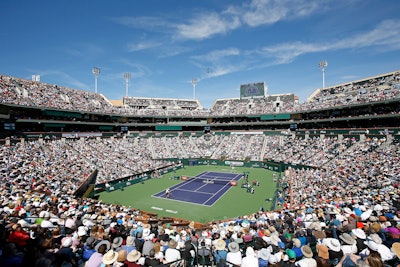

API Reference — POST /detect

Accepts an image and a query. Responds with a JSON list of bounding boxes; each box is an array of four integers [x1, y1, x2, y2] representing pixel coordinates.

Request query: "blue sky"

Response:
[[1, 0, 399, 108]]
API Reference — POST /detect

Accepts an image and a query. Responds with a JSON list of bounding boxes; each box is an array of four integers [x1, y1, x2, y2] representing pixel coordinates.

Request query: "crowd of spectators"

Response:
[[1, 132, 400, 266], [1, 71, 399, 118], [1, 162, 400, 267], [209, 94, 298, 116], [1, 133, 392, 188], [302, 71, 400, 111]]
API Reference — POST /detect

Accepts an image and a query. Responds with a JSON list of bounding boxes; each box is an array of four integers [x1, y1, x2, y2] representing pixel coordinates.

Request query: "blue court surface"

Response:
[[153, 171, 243, 206]]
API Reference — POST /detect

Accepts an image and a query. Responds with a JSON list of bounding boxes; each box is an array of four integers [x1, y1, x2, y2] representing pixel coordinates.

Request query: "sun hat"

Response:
[[325, 238, 341, 252], [344, 207, 353, 214], [369, 234, 382, 244], [259, 248, 270, 260], [168, 239, 177, 249], [364, 240, 379, 251], [293, 238, 301, 248], [142, 228, 151, 238], [301, 245, 313, 258], [270, 235, 281, 246], [102, 249, 118, 265], [316, 244, 329, 260], [339, 233, 356, 245], [228, 242, 239, 253], [351, 228, 366, 239], [95, 240, 111, 252], [127, 250, 141, 262], [180, 230, 187, 237], [62, 237, 73, 247], [377, 243, 395, 262], [126, 236, 135, 246], [391, 242, 400, 258], [112, 236, 123, 249], [215, 239, 226, 251], [77, 226, 87, 237], [241, 220, 250, 228], [269, 254, 278, 264]]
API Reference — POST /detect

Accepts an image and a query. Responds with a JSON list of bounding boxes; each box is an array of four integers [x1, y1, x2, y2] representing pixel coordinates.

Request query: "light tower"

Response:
[[191, 78, 198, 99], [319, 60, 328, 88], [124, 72, 131, 97], [92, 67, 100, 93]]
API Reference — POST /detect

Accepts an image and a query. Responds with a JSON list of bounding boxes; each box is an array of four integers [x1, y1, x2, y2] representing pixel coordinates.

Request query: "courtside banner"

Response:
[[225, 161, 244, 167]]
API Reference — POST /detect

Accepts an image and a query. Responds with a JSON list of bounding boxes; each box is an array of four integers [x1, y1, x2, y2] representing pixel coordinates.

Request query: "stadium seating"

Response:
[[1, 71, 400, 266]]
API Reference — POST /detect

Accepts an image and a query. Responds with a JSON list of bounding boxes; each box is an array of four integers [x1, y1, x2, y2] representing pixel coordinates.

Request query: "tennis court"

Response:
[[153, 171, 243, 206]]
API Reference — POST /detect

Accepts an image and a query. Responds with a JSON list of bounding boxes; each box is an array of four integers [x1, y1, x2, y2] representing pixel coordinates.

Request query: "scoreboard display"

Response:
[[240, 82, 266, 99]]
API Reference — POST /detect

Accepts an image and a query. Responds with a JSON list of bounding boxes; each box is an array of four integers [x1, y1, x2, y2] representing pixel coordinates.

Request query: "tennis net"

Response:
[[188, 177, 234, 185]]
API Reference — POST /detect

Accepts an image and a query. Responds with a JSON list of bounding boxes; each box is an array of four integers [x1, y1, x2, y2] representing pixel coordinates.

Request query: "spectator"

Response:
[[0, 242, 24, 267], [241, 246, 259, 266], [315, 244, 330, 267], [214, 239, 228, 267], [7, 223, 30, 248], [226, 242, 242, 267], [295, 245, 316, 267], [85, 240, 109, 267], [144, 248, 161, 267], [102, 249, 119, 267], [55, 237, 78, 267], [164, 239, 181, 267], [125, 250, 142, 267]]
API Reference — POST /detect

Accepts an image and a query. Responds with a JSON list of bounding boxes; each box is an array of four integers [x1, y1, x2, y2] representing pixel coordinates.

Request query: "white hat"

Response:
[[339, 233, 356, 245], [126, 236, 135, 246], [269, 254, 278, 264], [369, 234, 382, 244], [112, 236, 123, 248], [325, 238, 341, 252], [364, 240, 379, 251], [377, 244, 395, 262], [270, 235, 281, 246], [102, 249, 118, 265], [143, 228, 151, 238], [83, 219, 94, 227], [77, 226, 87, 237], [62, 237, 73, 247], [215, 239, 226, 250], [95, 240, 111, 252], [351, 228, 366, 239], [127, 250, 141, 262]]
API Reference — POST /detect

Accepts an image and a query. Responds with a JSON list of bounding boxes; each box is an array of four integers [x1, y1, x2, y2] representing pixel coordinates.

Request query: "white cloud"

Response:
[[227, 0, 326, 27], [192, 48, 240, 62], [127, 41, 161, 52], [175, 12, 241, 40], [112, 16, 172, 32], [259, 19, 400, 64]]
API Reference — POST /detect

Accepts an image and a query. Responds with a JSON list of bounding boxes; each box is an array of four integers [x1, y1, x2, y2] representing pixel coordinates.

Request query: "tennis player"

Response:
[[166, 188, 171, 198]]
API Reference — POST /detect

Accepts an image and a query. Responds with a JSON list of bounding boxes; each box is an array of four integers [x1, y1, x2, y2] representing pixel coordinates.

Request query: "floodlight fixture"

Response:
[[124, 72, 132, 97], [191, 78, 198, 99], [92, 67, 100, 93], [319, 60, 328, 88]]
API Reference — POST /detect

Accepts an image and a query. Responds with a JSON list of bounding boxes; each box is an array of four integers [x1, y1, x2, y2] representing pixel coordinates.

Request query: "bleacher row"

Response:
[[1, 71, 399, 117], [1, 133, 400, 266], [0, 133, 396, 189]]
